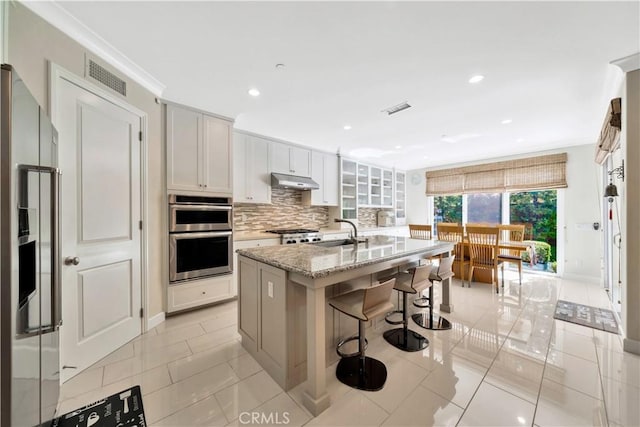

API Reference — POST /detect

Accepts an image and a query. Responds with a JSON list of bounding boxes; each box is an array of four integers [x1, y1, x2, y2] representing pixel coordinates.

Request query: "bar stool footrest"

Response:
[[413, 297, 430, 308], [412, 312, 452, 330], [384, 310, 404, 325], [336, 335, 368, 358], [336, 356, 387, 391], [383, 328, 429, 352]]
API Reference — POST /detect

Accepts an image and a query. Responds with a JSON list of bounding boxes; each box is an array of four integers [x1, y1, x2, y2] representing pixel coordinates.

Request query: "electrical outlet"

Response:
[[241, 213, 247, 222], [268, 281, 274, 298]]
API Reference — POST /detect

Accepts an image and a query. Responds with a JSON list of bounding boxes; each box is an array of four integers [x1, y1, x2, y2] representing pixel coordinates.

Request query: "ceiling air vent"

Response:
[[382, 101, 411, 115], [87, 60, 127, 96]]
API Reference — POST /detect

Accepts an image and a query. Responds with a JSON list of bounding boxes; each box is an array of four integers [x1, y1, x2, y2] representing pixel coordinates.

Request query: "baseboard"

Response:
[[147, 311, 165, 331], [623, 337, 640, 355], [560, 273, 601, 284]]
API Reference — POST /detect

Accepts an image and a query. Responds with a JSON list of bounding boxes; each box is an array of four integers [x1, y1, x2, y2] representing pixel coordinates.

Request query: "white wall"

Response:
[[406, 144, 603, 280]]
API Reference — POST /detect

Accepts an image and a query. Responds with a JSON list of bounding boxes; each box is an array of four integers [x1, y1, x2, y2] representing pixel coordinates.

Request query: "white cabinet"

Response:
[[167, 274, 234, 313], [395, 171, 406, 225], [270, 141, 311, 177], [303, 151, 339, 206], [234, 133, 271, 204], [166, 104, 233, 194], [341, 158, 358, 220]]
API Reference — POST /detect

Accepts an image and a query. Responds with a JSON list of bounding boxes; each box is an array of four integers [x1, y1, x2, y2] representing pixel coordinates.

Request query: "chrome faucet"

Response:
[[334, 218, 358, 242]]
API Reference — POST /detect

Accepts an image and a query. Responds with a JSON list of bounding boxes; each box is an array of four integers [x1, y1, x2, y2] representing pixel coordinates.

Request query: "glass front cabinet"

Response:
[[339, 156, 405, 222]]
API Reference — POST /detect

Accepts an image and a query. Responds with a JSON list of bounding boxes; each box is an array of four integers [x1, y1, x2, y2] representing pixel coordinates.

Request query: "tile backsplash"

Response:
[[233, 189, 393, 231], [234, 188, 329, 232]]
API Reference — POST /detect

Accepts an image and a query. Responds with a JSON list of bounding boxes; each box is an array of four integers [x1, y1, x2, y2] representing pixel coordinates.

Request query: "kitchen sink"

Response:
[[310, 238, 367, 248]]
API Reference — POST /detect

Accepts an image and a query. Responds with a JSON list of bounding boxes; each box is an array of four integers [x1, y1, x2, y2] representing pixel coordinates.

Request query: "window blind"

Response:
[[594, 98, 622, 165], [425, 153, 567, 195]]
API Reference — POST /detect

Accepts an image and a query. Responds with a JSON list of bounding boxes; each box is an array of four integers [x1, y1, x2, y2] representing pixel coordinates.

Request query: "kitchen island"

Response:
[[236, 235, 455, 416]]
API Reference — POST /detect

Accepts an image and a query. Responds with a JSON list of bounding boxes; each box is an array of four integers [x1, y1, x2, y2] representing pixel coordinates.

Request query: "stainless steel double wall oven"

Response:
[[169, 195, 233, 282]]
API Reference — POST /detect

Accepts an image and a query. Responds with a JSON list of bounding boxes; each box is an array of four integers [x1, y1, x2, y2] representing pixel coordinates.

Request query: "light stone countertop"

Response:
[[233, 225, 408, 242], [236, 235, 453, 279]]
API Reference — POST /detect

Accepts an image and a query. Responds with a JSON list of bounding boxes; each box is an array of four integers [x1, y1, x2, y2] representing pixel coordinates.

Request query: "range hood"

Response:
[[271, 173, 319, 190]]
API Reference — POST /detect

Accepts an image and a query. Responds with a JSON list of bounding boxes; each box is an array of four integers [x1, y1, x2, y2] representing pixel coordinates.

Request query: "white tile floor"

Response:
[[58, 272, 640, 426]]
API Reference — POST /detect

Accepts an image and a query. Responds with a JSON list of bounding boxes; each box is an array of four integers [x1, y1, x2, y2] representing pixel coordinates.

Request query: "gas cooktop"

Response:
[[265, 228, 319, 234], [265, 228, 322, 244]]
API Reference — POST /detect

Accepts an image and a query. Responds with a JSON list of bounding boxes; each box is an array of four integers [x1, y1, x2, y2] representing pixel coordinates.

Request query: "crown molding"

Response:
[[611, 53, 640, 73], [23, 1, 165, 96]]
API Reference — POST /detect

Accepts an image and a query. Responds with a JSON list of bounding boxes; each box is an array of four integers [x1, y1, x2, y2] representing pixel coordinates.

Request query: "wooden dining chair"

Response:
[[435, 223, 468, 286], [498, 224, 525, 285], [408, 224, 432, 240], [466, 226, 503, 293]]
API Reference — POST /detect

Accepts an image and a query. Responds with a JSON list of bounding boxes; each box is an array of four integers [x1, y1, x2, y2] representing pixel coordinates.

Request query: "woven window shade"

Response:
[[425, 153, 567, 195], [595, 98, 622, 165], [425, 174, 464, 195]]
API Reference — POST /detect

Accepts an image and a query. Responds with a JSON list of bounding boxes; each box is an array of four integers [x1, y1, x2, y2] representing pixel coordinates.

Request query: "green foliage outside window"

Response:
[[434, 195, 463, 224], [510, 190, 557, 262]]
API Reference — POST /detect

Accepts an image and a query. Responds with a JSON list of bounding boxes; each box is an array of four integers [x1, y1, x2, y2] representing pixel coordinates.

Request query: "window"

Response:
[[509, 190, 557, 267], [429, 190, 558, 273], [467, 193, 502, 224], [433, 195, 462, 225]]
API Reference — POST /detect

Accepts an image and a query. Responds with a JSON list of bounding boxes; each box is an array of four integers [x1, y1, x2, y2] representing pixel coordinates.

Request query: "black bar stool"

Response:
[[383, 264, 432, 352], [412, 255, 454, 330], [328, 278, 396, 391]]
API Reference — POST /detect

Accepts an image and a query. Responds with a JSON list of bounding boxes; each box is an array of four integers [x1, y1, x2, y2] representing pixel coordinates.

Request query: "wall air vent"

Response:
[[382, 101, 411, 115], [87, 59, 127, 96]]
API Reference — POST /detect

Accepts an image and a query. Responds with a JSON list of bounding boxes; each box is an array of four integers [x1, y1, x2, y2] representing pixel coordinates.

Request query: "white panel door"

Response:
[[56, 76, 142, 381]]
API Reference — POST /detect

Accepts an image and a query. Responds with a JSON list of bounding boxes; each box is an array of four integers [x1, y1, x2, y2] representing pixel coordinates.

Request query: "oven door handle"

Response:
[[170, 205, 232, 211], [171, 231, 232, 239]]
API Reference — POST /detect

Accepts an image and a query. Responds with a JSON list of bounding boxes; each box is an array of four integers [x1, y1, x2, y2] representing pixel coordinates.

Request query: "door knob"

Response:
[[64, 256, 80, 266]]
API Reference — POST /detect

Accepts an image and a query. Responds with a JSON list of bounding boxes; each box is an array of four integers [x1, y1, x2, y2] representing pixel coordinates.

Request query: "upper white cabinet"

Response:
[[166, 103, 233, 194], [234, 133, 271, 204], [395, 171, 406, 225], [303, 151, 339, 206], [341, 158, 357, 220], [270, 141, 311, 177]]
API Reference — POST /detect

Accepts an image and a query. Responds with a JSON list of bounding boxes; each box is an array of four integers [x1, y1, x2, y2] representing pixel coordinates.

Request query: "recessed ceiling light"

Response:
[[468, 75, 484, 84], [516, 138, 525, 143], [395, 145, 402, 149], [423, 156, 429, 159], [275, 63, 285, 69], [501, 119, 513, 124], [343, 125, 352, 130], [248, 88, 260, 97]]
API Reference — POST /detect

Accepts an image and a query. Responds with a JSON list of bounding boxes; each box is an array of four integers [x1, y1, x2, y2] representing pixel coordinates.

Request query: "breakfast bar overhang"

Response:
[[236, 235, 455, 416]]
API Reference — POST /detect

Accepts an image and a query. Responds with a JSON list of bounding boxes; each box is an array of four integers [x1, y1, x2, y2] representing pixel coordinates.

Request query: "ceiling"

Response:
[[52, 1, 639, 170]]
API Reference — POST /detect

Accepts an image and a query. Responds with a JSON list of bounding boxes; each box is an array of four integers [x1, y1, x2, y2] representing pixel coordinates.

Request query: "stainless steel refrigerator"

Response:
[[1, 64, 62, 426]]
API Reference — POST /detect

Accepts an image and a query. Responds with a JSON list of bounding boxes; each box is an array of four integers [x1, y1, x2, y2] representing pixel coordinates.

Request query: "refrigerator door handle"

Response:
[[17, 165, 62, 333], [52, 168, 62, 329]]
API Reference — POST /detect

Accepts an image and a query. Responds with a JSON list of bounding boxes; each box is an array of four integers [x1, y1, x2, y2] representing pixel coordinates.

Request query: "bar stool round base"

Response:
[[383, 328, 429, 352], [411, 312, 452, 330], [336, 356, 387, 391]]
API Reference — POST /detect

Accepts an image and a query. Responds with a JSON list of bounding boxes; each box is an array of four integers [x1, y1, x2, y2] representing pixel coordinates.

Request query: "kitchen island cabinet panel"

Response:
[[238, 256, 307, 389], [238, 257, 259, 351]]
